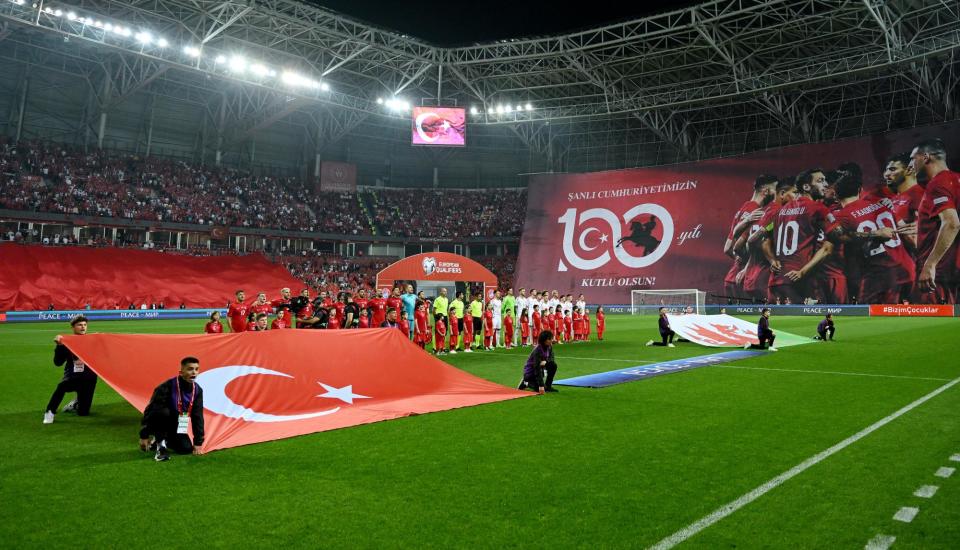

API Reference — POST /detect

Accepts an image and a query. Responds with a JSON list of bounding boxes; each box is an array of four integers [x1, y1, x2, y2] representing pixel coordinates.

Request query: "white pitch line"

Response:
[[648, 376, 960, 550], [893, 507, 919, 523], [713, 364, 952, 382], [914, 485, 938, 498], [950, 454, 960, 463], [865, 534, 896, 550], [935, 467, 955, 478]]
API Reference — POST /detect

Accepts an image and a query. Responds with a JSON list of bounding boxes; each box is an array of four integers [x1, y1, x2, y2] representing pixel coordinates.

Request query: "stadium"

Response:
[[1, 0, 959, 547]]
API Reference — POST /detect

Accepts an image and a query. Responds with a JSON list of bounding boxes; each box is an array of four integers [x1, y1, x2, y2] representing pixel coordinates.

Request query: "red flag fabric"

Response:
[[0, 244, 302, 310], [62, 329, 530, 452]]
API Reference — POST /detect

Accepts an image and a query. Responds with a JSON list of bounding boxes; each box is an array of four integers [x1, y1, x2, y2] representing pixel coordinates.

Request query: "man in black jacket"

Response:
[[745, 308, 778, 351], [138, 357, 205, 461], [43, 315, 97, 424]]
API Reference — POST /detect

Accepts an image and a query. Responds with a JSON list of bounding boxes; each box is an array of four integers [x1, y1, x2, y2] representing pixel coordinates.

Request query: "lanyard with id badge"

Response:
[[172, 378, 196, 435], [73, 359, 85, 373]]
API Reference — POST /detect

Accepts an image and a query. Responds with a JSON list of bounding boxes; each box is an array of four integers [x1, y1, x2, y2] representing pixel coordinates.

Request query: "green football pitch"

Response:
[[1, 315, 958, 548]]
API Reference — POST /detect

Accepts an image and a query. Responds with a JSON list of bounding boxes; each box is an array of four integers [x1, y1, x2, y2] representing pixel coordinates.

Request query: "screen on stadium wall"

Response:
[[515, 120, 960, 305], [411, 107, 466, 146]]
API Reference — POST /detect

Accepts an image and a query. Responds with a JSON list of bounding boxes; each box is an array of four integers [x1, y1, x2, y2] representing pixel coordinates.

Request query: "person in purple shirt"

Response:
[[518, 330, 558, 394], [814, 314, 835, 341], [646, 307, 676, 347], [745, 308, 778, 351]]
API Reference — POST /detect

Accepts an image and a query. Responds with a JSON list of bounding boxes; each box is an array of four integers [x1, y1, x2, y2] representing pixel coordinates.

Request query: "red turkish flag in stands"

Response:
[[62, 329, 530, 452]]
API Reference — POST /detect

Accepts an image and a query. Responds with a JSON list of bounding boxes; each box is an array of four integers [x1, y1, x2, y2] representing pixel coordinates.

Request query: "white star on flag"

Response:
[[599, 233, 609, 243], [316, 383, 370, 404]]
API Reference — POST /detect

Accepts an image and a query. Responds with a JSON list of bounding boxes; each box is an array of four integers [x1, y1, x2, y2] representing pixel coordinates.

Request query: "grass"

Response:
[[1, 315, 958, 548]]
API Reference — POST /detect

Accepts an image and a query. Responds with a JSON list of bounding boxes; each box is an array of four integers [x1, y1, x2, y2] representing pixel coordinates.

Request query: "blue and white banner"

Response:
[[1, 309, 226, 323], [554, 350, 767, 388]]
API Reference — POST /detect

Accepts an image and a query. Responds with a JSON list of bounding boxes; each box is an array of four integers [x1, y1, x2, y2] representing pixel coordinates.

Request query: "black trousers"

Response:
[[651, 330, 675, 346], [817, 326, 835, 340], [46, 377, 97, 415], [143, 407, 196, 454], [520, 360, 558, 391], [749, 332, 776, 349]]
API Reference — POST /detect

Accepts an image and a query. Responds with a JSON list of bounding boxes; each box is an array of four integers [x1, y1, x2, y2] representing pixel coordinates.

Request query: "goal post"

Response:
[[631, 289, 706, 315]]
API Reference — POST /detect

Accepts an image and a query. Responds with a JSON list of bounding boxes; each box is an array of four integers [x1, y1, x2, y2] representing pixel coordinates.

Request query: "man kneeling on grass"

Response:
[[518, 330, 559, 394], [744, 308, 778, 351], [814, 313, 835, 341], [646, 307, 676, 348], [139, 357, 205, 461]]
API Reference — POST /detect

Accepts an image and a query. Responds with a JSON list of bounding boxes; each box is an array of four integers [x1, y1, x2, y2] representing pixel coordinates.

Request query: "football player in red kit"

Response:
[[724, 175, 778, 300], [358, 308, 370, 328], [827, 171, 915, 303], [270, 287, 294, 328], [369, 292, 387, 328], [503, 312, 514, 349], [757, 178, 833, 304], [554, 306, 564, 344], [226, 290, 249, 333], [386, 287, 402, 318], [333, 295, 347, 328], [564, 310, 573, 342], [414, 303, 429, 349], [596, 306, 605, 341], [573, 308, 584, 341], [353, 289, 368, 313], [519, 309, 530, 346], [740, 177, 789, 302], [911, 139, 960, 303], [885, 152, 923, 246], [249, 293, 273, 319]]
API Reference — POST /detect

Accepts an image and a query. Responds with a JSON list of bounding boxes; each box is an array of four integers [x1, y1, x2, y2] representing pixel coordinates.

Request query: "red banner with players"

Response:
[[62, 329, 529, 452], [516, 120, 960, 305]]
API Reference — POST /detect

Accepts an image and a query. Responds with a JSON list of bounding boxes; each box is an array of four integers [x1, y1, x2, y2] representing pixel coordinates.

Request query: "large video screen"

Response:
[[412, 107, 466, 147]]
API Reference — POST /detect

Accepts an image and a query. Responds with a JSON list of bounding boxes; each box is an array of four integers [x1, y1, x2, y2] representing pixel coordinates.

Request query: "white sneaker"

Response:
[[646, 340, 654, 346], [743, 343, 751, 349], [43, 411, 55, 424], [449, 349, 457, 354], [667, 343, 675, 348], [464, 348, 472, 353], [768, 347, 778, 352], [62, 399, 78, 413]]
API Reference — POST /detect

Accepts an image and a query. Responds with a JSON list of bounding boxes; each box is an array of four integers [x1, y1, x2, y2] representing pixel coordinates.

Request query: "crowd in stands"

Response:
[[0, 138, 526, 238], [365, 189, 525, 238]]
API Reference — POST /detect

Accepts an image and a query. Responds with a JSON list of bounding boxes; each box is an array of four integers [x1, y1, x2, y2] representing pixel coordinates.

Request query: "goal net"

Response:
[[631, 289, 706, 315]]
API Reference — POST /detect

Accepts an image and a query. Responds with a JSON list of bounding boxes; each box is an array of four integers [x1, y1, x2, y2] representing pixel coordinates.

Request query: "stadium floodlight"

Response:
[[215, 54, 226, 64], [157, 38, 169, 48], [505, 104, 513, 113], [250, 63, 269, 76], [376, 97, 384, 104], [15, 0, 25, 5], [229, 55, 247, 73], [43, 7, 52, 14], [470, 106, 478, 115], [93, 20, 103, 28], [183, 46, 201, 58], [495, 105, 503, 114], [525, 103, 533, 111], [66, 11, 76, 20], [135, 31, 153, 45], [53, 9, 62, 16], [320, 82, 330, 92]]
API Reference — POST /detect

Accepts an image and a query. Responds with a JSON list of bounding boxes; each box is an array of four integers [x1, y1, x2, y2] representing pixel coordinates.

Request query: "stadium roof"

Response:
[[0, 0, 958, 173], [309, 0, 705, 46]]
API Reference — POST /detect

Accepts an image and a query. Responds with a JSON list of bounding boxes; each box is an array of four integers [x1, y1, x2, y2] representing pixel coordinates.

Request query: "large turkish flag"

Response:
[[62, 329, 530, 452]]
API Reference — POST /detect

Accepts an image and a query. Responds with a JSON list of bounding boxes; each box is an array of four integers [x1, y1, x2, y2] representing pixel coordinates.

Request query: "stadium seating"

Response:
[[0, 138, 526, 238]]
